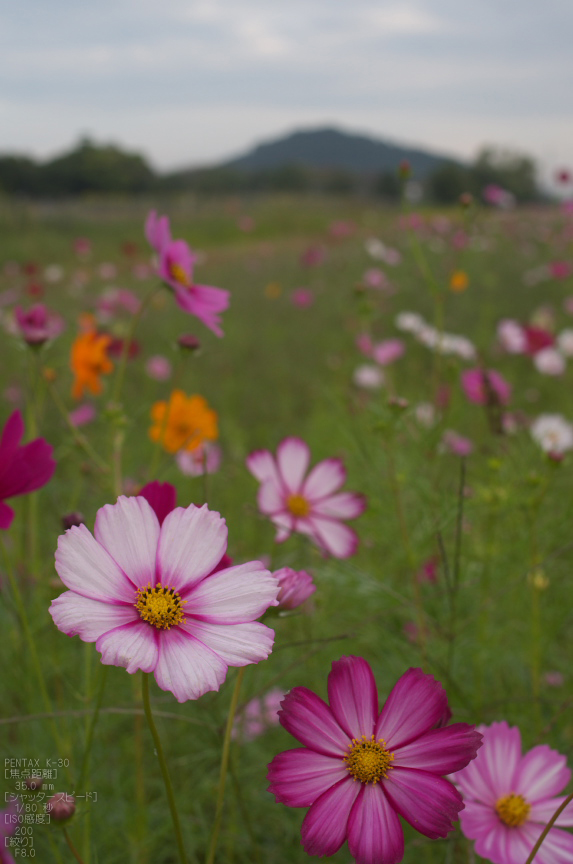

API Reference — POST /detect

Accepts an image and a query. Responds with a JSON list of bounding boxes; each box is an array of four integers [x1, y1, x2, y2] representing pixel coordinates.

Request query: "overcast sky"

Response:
[[1, 0, 571, 183]]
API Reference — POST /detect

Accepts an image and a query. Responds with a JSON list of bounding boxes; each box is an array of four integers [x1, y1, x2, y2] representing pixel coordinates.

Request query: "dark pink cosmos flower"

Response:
[[50, 497, 278, 702], [549, 261, 571, 280], [291, 288, 315, 308], [454, 721, 573, 864], [461, 369, 511, 406], [524, 326, 554, 355], [14, 304, 65, 346], [0, 411, 56, 530], [267, 657, 482, 864], [273, 567, 316, 610], [246, 437, 366, 559]]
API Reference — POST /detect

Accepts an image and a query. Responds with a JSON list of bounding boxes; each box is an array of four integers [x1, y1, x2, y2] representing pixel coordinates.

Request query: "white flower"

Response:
[[395, 311, 425, 334], [352, 364, 384, 390], [414, 402, 436, 428], [557, 329, 573, 357], [498, 319, 527, 354], [534, 348, 566, 376], [531, 414, 573, 455]]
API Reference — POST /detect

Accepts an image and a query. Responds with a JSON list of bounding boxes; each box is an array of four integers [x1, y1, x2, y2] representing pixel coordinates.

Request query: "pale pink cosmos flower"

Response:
[[273, 567, 316, 611], [268, 657, 482, 864], [246, 438, 366, 559], [233, 688, 284, 741], [356, 333, 374, 356], [68, 404, 96, 428], [372, 339, 405, 366], [441, 430, 473, 457], [363, 268, 391, 290], [461, 369, 511, 406], [498, 320, 527, 354], [145, 355, 172, 382], [454, 721, 573, 864], [530, 414, 573, 456], [353, 364, 384, 390], [534, 348, 566, 376], [557, 329, 573, 357], [50, 497, 279, 702], [176, 443, 221, 476]]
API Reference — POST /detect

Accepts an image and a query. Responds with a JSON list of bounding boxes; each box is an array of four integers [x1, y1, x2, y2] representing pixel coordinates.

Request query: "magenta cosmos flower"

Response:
[[14, 304, 65, 346], [145, 210, 230, 337], [0, 411, 56, 529], [50, 496, 279, 702], [268, 657, 482, 864], [246, 437, 366, 558], [461, 368, 511, 406], [454, 721, 573, 864]]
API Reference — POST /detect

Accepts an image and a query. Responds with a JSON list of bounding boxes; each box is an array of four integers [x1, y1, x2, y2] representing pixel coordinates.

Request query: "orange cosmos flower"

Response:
[[149, 390, 218, 453], [449, 270, 469, 293], [70, 330, 113, 399]]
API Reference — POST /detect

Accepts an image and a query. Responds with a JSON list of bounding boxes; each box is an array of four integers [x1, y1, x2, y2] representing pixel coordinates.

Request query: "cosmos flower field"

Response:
[[1, 193, 573, 863]]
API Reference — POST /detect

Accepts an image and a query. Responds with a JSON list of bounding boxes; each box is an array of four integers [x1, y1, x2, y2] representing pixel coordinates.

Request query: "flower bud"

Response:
[[273, 567, 316, 611], [178, 333, 201, 353], [46, 793, 75, 822]]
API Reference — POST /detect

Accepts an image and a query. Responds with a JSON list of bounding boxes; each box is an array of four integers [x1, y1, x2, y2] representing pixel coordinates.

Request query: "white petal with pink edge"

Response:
[[50, 592, 138, 642], [156, 504, 227, 595], [153, 626, 227, 702], [327, 656, 378, 739], [375, 668, 449, 750], [312, 492, 366, 520], [347, 784, 404, 864], [383, 767, 462, 839], [96, 620, 159, 674], [257, 478, 285, 515], [267, 748, 348, 808], [270, 512, 293, 542], [307, 516, 359, 558], [94, 496, 160, 587], [456, 721, 522, 805], [184, 619, 275, 667], [246, 449, 280, 484], [276, 437, 310, 493], [301, 777, 360, 857], [55, 525, 138, 603], [186, 561, 278, 623], [513, 743, 571, 803], [302, 458, 346, 500]]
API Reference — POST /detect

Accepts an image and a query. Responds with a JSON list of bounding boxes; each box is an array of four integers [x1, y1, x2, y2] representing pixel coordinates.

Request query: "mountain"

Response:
[[224, 126, 459, 177]]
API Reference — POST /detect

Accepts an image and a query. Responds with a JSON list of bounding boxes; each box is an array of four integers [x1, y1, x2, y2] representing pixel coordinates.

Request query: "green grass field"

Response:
[[1, 194, 572, 863]]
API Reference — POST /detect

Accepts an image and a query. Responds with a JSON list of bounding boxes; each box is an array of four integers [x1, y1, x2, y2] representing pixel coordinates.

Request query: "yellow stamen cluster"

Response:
[[344, 735, 394, 784], [135, 583, 186, 630], [169, 262, 190, 287], [495, 793, 531, 827], [286, 493, 310, 518]]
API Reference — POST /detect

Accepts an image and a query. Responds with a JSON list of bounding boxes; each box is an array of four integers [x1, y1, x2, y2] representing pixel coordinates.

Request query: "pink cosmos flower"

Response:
[[372, 339, 405, 366], [273, 567, 316, 610], [534, 348, 566, 376], [267, 657, 482, 864], [454, 721, 573, 864], [363, 268, 391, 290], [0, 411, 56, 530], [498, 320, 527, 354], [246, 437, 366, 558], [14, 304, 65, 346], [461, 369, 511, 406], [145, 210, 172, 254], [441, 430, 473, 457], [145, 355, 172, 382], [157, 239, 230, 337], [233, 688, 284, 741], [524, 326, 554, 356], [550, 261, 571, 280], [300, 245, 327, 268], [291, 288, 315, 308], [176, 442, 222, 476], [50, 497, 279, 702], [68, 404, 96, 428]]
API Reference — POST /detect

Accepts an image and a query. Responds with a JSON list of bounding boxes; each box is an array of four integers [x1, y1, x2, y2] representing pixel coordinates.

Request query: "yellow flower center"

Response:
[[135, 583, 186, 630], [344, 735, 394, 784], [495, 793, 531, 827], [169, 262, 190, 287], [286, 494, 310, 517]]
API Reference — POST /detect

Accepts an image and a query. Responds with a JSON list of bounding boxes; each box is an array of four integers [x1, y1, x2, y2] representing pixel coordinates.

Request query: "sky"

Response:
[[1, 0, 571, 185]]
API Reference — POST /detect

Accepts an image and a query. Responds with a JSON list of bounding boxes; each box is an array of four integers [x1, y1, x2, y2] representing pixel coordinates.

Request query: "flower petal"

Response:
[[383, 767, 463, 839], [279, 687, 352, 757], [301, 777, 360, 858], [246, 449, 280, 484], [55, 525, 137, 602], [528, 824, 573, 864], [306, 516, 359, 558], [0, 501, 14, 530], [347, 784, 404, 864], [50, 592, 138, 641], [267, 748, 348, 807], [327, 656, 378, 739], [94, 496, 160, 587], [276, 437, 310, 493], [455, 721, 522, 805], [257, 478, 285, 515], [137, 481, 177, 525], [530, 796, 573, 828], [156, 504, 227, 594], [302, 457, 346, 500], [513, 744, 571, 803], [312, 491, 367, 520], [184, 619, 275, 667], [186, 561, 278, 623], [96, 620, 159, 674], [153, 626, 227, 702], [375, 668, 450, 749], [393, 723, 482, 774]]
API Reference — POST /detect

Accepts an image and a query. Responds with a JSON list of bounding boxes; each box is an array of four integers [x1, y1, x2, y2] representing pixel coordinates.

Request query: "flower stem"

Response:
[[44, 377, 110, 475], [63, 828, 86, 864], [206, 667, 245, 864], [525, 792, 573, 863], [111, 286, 160, 406], [141, 672, 187, 864], [77, 665, 108, 791]]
